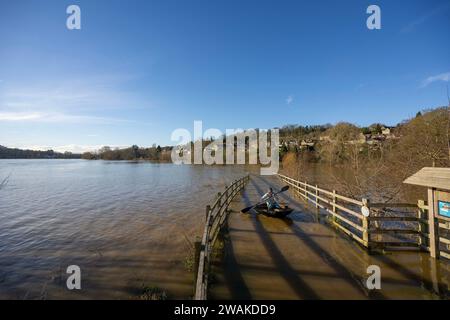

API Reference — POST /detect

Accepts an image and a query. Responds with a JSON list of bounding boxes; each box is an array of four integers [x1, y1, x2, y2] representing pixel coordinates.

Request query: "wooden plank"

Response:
[[370, 203, 417, 208], [333, 193, 363, 206], [439, 222, 450, 230], [439, 237, 450, 245], [440, 251, 450, 260], [370, 241, 419, 248], [369, 229, 420, 235], [333, 202, 363, 220], [369, 216, 419, 222], [331, 219, 366, 246], [324, 207, 364, 232]]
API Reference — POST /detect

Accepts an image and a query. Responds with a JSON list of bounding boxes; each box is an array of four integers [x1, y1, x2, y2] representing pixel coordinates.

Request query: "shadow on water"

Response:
[[255, 174, 450, 299], [244, 180, 319, 299], [252, 175, 386, 299], [218, 217, 252, 300]]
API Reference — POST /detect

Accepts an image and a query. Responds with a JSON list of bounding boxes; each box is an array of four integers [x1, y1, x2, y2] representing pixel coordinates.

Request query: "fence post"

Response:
[[427, 188, 439, 258], [224, 185, 228, 207], [315, 185, 319, 209], [332, 190, 337, 213], [217, 192, 222, 209], [362, 198, 370, 249], [417, 199, 426, 249], [205, 205, 211, 221], [304, 181, 307, 199]]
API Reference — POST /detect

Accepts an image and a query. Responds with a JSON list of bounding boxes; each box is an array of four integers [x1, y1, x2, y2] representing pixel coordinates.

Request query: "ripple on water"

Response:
[[0, 160, 249, 299]]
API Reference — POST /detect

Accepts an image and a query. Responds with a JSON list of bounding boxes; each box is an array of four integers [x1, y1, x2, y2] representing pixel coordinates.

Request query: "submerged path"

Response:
[[209, 174, 450, 300]]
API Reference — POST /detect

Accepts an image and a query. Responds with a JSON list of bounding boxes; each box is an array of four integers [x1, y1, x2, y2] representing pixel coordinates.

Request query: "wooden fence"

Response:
[[194, 175, 250, 300], [438, 218, 450, 260], [278, 173, 450, 257]]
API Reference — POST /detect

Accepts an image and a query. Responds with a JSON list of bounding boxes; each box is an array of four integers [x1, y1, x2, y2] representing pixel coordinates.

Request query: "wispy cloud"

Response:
[[0, 112, 131, 124], [0, 112, 42, 121], [286, 95, 294, 105], [0, 74, 151, 124], [421, 72, 450, 88], [401, 3, 450, 33]]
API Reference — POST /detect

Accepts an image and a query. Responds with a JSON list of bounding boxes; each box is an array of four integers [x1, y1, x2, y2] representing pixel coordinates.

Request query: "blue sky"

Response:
[[0, 0, 449, 152]]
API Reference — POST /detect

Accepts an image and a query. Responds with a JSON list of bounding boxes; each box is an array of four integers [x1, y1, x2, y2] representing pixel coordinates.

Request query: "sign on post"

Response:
[[438, 201, 450, 219]]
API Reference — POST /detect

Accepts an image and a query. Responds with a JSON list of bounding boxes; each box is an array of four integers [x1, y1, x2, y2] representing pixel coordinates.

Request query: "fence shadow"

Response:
[[253, 175, 386, 299]]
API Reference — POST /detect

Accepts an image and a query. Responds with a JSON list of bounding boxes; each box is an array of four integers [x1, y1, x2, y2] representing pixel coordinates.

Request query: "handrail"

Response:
[[277, 173, 434, 253], [194, 174, 250, 300]]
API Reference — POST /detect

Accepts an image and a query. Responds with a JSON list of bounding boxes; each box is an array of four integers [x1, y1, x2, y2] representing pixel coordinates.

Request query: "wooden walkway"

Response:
[[209, 175, 450, 300]]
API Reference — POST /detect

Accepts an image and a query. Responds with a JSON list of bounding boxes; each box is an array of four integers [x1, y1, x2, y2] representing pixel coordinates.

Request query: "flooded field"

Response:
[[1, 160, 448, 300], [0, 160, 251, 299]]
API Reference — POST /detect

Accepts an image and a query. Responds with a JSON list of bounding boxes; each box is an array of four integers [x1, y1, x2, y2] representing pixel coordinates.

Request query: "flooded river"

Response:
[[0, 159, 251, 299]]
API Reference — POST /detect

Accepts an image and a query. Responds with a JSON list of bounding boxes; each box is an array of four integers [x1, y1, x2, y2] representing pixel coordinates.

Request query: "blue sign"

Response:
[[438, 201, 450, 218]]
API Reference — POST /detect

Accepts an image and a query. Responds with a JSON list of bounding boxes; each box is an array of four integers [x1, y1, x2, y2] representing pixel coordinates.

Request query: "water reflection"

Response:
[[0, 159, 252, 299]]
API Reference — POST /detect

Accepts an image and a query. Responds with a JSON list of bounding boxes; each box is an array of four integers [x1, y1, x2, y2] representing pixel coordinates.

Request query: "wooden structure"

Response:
[[194, 175, 250, 300], [194, 170, 449, 299], [404, 167, 450, 260], [277, 173, 450, 255]]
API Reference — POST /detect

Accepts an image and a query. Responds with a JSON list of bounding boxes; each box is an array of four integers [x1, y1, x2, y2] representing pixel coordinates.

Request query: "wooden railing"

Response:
[[194, 175, 250, 300], [277, 173, 450, 256]]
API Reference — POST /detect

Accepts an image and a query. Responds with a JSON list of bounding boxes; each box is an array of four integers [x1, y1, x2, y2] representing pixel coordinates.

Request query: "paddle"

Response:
[[241, 185, 290, 213]]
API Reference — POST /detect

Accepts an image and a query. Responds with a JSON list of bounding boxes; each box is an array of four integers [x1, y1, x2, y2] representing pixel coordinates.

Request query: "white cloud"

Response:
[[0, 112, 42, 121], [421, 72, 450, 88], [0, 74, 152, 121], [401, 3, 450, 33], [0, 112, 131, 124], [286, 95, 294, 105]]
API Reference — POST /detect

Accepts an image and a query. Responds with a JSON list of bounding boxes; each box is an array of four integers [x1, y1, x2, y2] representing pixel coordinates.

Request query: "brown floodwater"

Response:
[[0, 159, 253, 299]]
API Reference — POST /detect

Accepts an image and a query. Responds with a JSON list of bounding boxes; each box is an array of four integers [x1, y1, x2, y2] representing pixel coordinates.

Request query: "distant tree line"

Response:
[[82, 145, 172, 161], [0, 145, 81, 159], [279, 124, 332, 140]]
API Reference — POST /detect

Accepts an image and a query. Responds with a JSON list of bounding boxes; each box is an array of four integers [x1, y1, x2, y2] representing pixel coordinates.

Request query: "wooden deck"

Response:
[[209, 175, 450, 300]]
